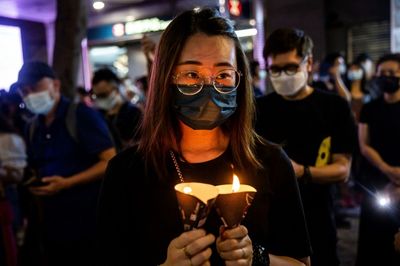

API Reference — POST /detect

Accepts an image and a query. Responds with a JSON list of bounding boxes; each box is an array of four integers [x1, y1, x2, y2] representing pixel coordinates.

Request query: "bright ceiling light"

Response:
[[93, 1, 105, 10]]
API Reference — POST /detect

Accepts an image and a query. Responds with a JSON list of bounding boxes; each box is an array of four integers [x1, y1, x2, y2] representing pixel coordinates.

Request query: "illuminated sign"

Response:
[[228, 0, 242, 16], [112, 23, 125, 37], [124, 18, 171, 35]]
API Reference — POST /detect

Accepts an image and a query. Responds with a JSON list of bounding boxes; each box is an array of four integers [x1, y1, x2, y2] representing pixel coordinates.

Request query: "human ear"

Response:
[[306, 56, 313, 73]]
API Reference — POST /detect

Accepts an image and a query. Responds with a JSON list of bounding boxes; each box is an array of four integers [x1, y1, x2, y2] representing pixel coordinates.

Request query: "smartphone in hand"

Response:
[[22, 177, 47, 187]]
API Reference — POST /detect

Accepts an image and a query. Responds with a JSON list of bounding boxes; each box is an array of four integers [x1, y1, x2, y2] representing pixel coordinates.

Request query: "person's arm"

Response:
[[269, 254, 310, 266], [30, 147, 116, 195], [358, 123, 400, 185], [291, 153, 352, 184], [329, 65, 351, 102], [333, 72, 351, 102], [62, 147, 116, 187]]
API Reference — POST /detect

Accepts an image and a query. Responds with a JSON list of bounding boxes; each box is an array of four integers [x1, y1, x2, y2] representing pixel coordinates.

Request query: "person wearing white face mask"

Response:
[[346, 62, 371, 122], [91, 68, 142, 152], [313, 52, 352, 102], [256, 28, 357, 266], [13, 61, 116, 266]]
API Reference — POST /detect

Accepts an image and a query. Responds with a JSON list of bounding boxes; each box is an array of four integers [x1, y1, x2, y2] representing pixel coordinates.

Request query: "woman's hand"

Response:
[[216, 225, 253, 265], [161, 229, 215, 266]]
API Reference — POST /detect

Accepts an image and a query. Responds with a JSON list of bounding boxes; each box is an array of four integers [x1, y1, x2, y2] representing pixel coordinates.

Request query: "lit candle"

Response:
[[175, 182, 219, 231], [215, 174, 257, 228]]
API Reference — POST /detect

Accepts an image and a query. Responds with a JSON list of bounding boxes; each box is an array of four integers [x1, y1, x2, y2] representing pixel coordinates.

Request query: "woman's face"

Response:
[[171, 33, 239, 131], [173, 33, 237, 82]]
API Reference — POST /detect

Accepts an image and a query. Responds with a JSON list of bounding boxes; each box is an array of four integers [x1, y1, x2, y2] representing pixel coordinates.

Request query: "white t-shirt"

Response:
[[0, 133, 27, 169]]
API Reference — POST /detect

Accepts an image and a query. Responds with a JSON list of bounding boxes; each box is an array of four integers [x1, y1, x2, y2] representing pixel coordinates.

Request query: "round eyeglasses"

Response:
[[267, 57, 308, 78], [172, 69, 241, 95]]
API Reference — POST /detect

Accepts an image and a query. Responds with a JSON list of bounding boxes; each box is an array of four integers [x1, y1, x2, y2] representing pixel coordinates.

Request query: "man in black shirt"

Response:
[[356, 53, 400, 266], [91, 68, 142, 152], [256, 28, 357, 266]]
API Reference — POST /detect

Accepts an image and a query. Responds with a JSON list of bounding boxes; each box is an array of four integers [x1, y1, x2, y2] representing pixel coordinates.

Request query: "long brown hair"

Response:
[[138, 8, 263, 178]]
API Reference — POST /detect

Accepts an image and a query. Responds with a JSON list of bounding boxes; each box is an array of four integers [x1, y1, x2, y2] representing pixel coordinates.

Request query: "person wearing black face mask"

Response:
[[357, 53, 400, 266], [95, 8, 311, 266]]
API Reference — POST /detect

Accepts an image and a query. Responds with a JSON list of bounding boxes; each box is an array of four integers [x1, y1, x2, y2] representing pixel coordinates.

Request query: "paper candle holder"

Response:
[[215, 183, 257, 228], [175, 182, 219, 231]]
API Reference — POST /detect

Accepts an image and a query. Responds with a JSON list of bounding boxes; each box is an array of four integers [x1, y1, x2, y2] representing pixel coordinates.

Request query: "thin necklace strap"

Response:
[[169, 150, 184, 183]]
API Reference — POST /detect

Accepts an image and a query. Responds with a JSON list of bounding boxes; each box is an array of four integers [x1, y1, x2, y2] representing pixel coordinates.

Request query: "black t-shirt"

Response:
[[95, 142, 311, 266], [103, 101, 142, 151], [255, 89, 357, 265], [359, 97, 400, 187]]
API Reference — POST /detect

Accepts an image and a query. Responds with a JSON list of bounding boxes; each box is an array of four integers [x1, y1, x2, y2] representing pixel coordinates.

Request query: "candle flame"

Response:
[[232, 174, 240, 192], [183, 186, 192, 194]]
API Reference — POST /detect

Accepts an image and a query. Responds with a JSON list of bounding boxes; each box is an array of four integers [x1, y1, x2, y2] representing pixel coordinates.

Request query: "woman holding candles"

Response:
[[96, 7, 311, 266]]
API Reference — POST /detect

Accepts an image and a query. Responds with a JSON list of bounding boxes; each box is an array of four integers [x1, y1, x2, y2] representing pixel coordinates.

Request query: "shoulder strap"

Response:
[[66, 101, 79, 143], [28, 116, 39, 144]]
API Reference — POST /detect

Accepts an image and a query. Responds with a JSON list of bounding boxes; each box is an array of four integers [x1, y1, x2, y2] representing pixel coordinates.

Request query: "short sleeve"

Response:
[[330, 96, 357, 154], [266, 146, 312, 259], [76, 104, 114, 155]]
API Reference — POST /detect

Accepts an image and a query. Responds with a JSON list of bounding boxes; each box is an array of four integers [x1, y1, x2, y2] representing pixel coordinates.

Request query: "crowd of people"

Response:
[[0, 6, 400, 266]]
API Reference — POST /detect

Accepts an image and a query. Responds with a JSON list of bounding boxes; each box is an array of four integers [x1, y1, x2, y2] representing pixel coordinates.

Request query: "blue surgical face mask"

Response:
[[258, 69, 267, 80], [173, 85, 237, 130], [339, 64, 347, 75], [347, 69, 363, 81], [23, 90, 55, 115]]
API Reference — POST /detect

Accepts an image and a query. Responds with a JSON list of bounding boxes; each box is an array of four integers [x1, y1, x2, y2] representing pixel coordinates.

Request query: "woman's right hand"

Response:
[[161, 229, 215, 266]]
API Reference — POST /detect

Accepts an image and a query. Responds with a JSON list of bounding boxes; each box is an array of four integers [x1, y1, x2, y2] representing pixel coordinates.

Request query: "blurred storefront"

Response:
[[86, 0, 262, 83]]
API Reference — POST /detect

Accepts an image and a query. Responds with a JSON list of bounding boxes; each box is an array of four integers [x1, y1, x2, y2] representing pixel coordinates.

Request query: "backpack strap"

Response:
[[28, 102, 85, 145], [28, 116, 39, 145], [65, 101, 79, 143]]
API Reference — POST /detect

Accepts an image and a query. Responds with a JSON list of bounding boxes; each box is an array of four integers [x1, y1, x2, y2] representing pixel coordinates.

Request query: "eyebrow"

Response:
[[270, 63, 300, 67], [177, 60, 234, 68]]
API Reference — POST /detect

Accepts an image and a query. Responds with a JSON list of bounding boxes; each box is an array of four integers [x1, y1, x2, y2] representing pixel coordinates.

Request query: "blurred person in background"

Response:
[[141, 34, 156, 76], [75, 86, 93, 107], [356, 53, 400, 266], [0, 106, 27, 266], [14, 61, 116, 266], [346, 61, 371, 121], [91, 68, 142, 151], [1, 88, 33, 136], [355, 53, 375, 81], [313, 52, 351, 102], [249, 60, 264, 97]]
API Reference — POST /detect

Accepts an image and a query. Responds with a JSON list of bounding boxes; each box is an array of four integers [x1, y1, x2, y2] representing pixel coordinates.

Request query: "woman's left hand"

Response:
[[216, 225, 253, 265]]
